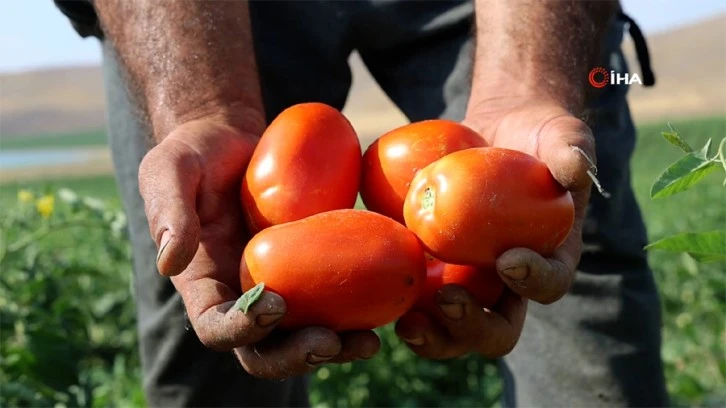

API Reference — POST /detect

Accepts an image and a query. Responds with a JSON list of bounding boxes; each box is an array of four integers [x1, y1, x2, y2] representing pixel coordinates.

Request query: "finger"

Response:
[[235, 327, 342, 380], [492, 289, 528, 329], [482, 289, 528, 357], [138, 139, 202, 276], [327, 331, 381, 363], [496, 239, 579, 304], [435, 285, 526, 358], [536, 115, 596, 193], [395, 311, 464, 360], [175, 276, 286, 350]]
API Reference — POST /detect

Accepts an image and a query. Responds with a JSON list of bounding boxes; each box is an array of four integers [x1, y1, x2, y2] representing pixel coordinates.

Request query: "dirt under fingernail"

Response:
[[255, 313, 284, 327], [156, 232, 172, 268], [440, 303, 465, 320], [306, 353, 335, 365], [402, 336, 425, 346], [501, 266, 528, 280]]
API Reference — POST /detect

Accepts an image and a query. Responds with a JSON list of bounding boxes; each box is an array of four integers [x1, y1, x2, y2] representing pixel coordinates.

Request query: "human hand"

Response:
[[464, 99, 595, 304], [396, 286, 527, 358], [138, 117, 380, 379]]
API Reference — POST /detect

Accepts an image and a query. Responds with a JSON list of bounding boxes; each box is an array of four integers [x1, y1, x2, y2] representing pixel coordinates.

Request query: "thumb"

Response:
[[537, 115, 596, 193], [139, 139, 202, 276]]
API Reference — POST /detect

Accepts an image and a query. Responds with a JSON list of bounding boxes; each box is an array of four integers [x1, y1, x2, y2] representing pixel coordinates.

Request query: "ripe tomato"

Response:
[[241, 103, 361, 235], [415, 256, 505, 317], [360, 120, 486, 224], [404, 147, 574, 266], [240, 209, 426, 331]]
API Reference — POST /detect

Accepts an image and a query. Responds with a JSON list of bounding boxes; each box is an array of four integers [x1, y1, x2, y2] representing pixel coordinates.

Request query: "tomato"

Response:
[[415, 256, 505, 317], [240, 209, 427, 331], [241, 103, 361, 235], [403, 147, 574, 266], [360, 120, 486, 224]]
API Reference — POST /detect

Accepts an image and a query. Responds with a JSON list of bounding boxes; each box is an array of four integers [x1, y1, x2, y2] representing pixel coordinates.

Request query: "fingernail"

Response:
[[501, 266, 528, 280], [156, 231, 171, 266], [357, 344, 378, 360], [306, 353, 335, 366], [401, 336, 425, 346], [439, 303, 464, 320], [255, 313, 284, 327]]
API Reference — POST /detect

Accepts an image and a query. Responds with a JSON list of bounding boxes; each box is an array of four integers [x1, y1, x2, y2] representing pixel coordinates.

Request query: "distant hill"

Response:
[[622, 13, 726, 122], [0, 66, 106, 137], [1, 14, 724, 141]]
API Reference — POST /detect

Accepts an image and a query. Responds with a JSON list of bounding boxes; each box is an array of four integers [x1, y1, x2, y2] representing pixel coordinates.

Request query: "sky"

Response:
[[1, 1, 724, 74]]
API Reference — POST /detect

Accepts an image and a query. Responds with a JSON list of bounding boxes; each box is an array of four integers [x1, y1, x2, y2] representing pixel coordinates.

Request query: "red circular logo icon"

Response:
[[588, 67, 609, 88]]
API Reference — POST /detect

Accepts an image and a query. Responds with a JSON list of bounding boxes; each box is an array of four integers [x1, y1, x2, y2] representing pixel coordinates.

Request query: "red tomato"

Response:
[[241, 103, 361, 235], [240, 209, 427, 331], [360, 120, 486, 224], [415, 256, 505, 317], [404, 147, 574, 266]]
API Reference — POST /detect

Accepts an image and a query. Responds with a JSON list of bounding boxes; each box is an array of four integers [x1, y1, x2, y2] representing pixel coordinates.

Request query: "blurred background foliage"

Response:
[[1, 117, 724, 407]]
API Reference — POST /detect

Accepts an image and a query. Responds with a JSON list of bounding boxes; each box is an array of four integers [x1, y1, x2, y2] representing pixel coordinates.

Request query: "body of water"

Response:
[[0, 149, 90, 170]]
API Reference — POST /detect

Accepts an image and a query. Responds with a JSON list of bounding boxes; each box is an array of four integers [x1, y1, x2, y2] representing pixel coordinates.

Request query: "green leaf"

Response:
[[645, 231, 726, 263], [687, 253, 725, 263], [662, 130, 693, 153], [717, 137, 726, 186], [650, 152, 718, 199], [234, 282, 265, 313], [695, 138, 713, 160]]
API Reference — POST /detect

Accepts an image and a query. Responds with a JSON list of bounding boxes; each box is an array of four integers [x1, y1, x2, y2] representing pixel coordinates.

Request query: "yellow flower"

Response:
[[35, 195, 55, 219], [17, 189, 33, 204]]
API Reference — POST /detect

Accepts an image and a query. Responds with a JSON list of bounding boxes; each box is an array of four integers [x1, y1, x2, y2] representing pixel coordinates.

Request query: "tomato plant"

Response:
[[645, 126, 726, 262], [360, 120, 486, 224], [240, 209, 427, 331], [241, 103, 361, 234], [0, 187, 144, 407], [404, 147, 574, 266]]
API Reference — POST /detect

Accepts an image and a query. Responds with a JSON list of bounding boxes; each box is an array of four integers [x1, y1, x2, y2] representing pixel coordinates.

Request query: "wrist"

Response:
[[462, 96, 583, 145], [152, 100, 266, 143], [465, 92, 572, 125], [468, 0, 618, 120], [467, 75, 583, 121]]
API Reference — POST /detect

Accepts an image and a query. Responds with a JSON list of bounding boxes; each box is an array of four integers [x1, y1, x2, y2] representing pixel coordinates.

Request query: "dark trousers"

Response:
[[99, 1, 668, 406]]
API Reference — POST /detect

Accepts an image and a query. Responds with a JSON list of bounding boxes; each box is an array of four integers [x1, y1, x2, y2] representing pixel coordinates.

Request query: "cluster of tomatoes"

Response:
[[239, 103, 574, 331]]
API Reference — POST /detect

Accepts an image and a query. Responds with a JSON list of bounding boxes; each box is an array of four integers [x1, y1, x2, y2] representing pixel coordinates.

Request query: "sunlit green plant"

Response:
[[0, 188, 144, 408], [646, 126, 726, 262]]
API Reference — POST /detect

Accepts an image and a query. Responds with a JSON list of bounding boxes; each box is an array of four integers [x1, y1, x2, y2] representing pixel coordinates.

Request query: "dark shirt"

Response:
[[55, 0, 103, 38]]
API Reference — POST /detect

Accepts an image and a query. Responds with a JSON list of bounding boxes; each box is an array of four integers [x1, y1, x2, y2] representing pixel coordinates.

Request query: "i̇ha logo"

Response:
[[588, 66, 642, 88]]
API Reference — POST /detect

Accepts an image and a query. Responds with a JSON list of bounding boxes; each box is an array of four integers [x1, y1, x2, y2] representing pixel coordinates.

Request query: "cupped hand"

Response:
[[138, 117, 379, 379], [396, 286, 527, 359], [464, 99, 595, 304]]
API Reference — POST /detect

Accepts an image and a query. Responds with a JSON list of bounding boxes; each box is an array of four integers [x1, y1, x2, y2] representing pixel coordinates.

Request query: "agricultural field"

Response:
[[0, 130, 108, 150], [1, 116, 724, 407]]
